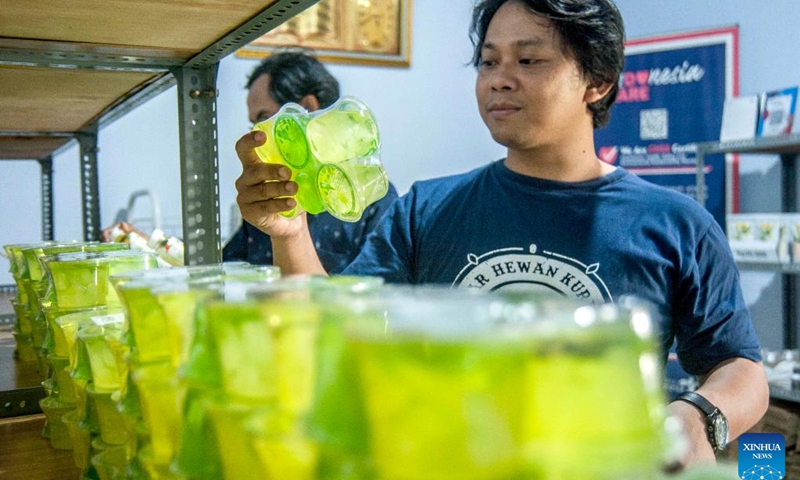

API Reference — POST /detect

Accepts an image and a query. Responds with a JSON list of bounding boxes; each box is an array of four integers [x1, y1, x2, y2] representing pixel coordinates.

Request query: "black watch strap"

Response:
[[675, 391, 716, 417], [675, 391, 727, 451]]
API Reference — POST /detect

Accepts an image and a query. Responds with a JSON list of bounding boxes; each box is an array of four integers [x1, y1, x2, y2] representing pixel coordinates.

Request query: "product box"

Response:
[[720, 94, 759, 142], [727, 213, 790, 263], [757, 86, 799, 137]]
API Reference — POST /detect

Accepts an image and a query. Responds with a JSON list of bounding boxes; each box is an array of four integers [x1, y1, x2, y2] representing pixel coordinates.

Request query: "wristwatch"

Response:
[[675, 391, 729, 451]]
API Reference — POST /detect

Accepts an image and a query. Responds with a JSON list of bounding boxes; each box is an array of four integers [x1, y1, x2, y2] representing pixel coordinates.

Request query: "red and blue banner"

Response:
[[595, 26, 739, 228]]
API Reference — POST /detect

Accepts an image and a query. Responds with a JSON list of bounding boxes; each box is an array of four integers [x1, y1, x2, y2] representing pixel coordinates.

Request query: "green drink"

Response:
[[317, 155, 389, 222], [87, 383, 128, 445], [252, 96, 386, 222], [307, 276, 384, 479], [43, 250, 158, 310], [131, 361, 184, 465], [351, 287, 526, 480], [253, 103, 324, 217], [204, 293, 319, 408], [305, 96, 379, 164], [116, 279, 171, 364], [519, 302, 667, 480], [79, 322, 125, 393]]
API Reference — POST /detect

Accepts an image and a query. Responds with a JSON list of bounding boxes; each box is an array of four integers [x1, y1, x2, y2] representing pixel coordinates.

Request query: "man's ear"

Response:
[[299, 94, 321, 112], [584, 80, 614, 104]]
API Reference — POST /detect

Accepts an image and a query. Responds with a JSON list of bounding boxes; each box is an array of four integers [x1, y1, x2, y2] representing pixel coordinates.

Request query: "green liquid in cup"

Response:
[[317, 162, 388, 222], [274, 116, 310, 169], [291, 169, 326, 216], [205, 300, 319, 410], [354, 338, 526, 480], [306, 109, 378, 164], [522, 324, 666, 480]]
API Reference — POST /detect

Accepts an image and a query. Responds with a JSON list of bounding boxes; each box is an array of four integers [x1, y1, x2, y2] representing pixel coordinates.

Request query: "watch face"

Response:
[[712, 413, 729, 450]]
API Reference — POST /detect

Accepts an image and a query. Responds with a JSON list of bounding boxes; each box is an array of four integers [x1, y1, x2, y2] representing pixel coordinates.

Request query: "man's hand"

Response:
[[234, 130, 305, 239], [667, 358, 768, 471], [100, 221, 148, 243], [234, 130, 327, 276], [667, 398, 717, 468]]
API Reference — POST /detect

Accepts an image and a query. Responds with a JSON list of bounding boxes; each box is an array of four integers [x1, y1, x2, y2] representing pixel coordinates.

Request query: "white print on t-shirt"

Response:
[[452, 244, 612, 304]]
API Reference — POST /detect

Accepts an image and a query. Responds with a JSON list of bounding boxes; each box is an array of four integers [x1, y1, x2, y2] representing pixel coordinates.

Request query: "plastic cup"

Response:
[[153, 286, 218, 369], [48, 354, 77, 403], [205, 282, 320, 407], [519, 300, 667, 479], [78, 322, 125, 392], [87, 383, 128, 445], [131, 361, 184, 465], [117, 280, 171, 364], [316, 154, 389, 222], [205, 401, 270, 480], [253, 103, 316, 218], [305, 96, 379, 164], [40, 396, 75, 450], [63, 409, 92, 470], [350, 287, 526, 480], [306, 276, 384, 477], [253, 103, 308, 167], [43, 250, 159, 310]]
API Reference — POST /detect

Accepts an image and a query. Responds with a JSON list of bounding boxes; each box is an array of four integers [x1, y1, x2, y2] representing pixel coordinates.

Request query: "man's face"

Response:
[[247, 74, 283, 124], [475, 1, 594, 152]]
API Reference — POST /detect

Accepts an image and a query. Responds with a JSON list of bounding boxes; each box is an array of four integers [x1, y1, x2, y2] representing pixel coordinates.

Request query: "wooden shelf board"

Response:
[[0, 414, 79, 480], [0, 65, 159, 133], [1, 0, 278, 52], [0, 136, 73, 160]]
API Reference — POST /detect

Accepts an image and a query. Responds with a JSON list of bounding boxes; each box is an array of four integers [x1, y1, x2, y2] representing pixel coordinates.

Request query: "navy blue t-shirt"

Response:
[[223, 182, 398, 274], [343, 160, 762, 375]]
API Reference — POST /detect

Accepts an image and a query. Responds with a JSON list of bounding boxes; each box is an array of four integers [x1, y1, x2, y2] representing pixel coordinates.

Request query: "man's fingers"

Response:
[[238, 197, 297, 217], [236, 161, 293, 187], [235, 130, 267, 167], [237, 179, 298, 204]]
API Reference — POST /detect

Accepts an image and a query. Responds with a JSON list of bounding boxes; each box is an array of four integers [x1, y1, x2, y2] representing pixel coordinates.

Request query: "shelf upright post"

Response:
[[76, 124, 101, 242], [695, 146, 708, 207], [781, 153, 798, 349], [37, 155, 54, 241], [171, 64, 222, 266]]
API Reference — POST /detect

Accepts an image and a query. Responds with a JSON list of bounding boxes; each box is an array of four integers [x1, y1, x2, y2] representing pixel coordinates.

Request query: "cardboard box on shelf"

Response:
[[727, 213, 790, 264]]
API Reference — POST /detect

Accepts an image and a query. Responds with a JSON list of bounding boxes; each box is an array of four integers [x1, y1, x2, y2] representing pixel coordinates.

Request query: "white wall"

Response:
[[2, 0, 800, 349]]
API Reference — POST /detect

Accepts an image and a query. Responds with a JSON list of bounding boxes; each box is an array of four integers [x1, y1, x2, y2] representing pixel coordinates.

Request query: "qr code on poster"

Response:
[[640, 108, 668, 140]]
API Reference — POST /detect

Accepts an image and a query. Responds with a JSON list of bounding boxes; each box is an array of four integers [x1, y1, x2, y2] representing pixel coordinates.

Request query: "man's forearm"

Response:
[[696, 358, 769, 440], [271, 229, 328, 276], [668, 357, 769, 466]]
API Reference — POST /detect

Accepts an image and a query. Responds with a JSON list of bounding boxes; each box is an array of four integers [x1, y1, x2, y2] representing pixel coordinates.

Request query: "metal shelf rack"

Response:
[[696, 133, 800, 350], [0, 0, 321, 416]]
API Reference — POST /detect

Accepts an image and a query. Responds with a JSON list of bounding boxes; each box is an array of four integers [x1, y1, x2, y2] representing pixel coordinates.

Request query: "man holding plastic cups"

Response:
[[233, 0, 768, 470], [225, 51, 399, 273]]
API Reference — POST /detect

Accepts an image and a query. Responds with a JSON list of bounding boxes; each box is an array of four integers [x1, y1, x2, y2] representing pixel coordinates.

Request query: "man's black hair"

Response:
[[469, 0, 625, 128], [246, 50, 340, 108]]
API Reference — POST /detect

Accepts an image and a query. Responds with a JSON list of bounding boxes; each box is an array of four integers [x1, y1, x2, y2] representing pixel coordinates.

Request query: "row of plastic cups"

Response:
[[7, 244, 147, 369], [63, 263, 279, 474], [41, 249, 160, 311], [69, 272, 667, 480], [194, 282, 670, 480], [113, 264, 283, 472]]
